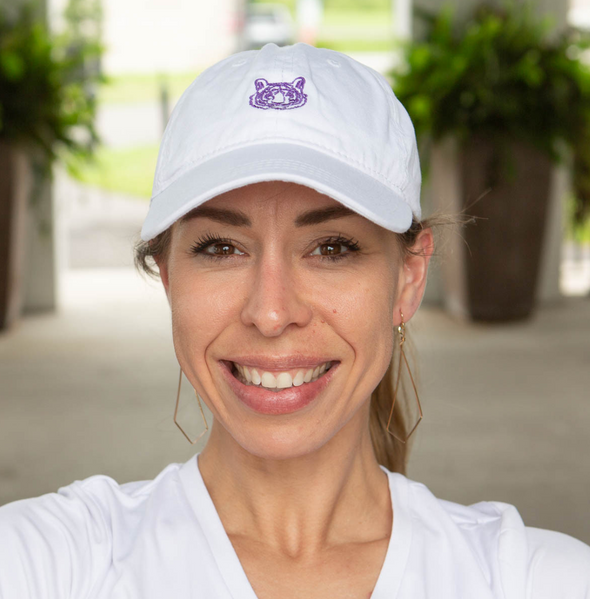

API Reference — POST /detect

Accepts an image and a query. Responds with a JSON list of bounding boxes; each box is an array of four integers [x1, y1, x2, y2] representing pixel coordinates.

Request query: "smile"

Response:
[[220, 359, 340, 415], [231, 361, 334, 392]]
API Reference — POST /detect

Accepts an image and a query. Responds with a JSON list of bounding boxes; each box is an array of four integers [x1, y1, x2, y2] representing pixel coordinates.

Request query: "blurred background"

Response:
[[1, 0, 589, 544]]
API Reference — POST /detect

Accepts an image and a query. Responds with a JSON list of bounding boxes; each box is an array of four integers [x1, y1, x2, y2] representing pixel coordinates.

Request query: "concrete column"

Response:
[[393, 0, 412, 40], [22, 155, 59, 314], [413, 0, 569, 307], [296, 0, 323, 45]]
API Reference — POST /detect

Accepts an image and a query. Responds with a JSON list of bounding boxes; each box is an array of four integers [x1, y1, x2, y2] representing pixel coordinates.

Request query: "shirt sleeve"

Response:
[[526, 527, 590, 599], [0, 481, 112, 599]]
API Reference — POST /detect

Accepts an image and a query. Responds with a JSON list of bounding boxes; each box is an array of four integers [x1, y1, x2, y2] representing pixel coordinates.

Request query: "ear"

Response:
[[254, 78, 268, 92], [292, 76, 306, 92], [394, 228, 434, 325]]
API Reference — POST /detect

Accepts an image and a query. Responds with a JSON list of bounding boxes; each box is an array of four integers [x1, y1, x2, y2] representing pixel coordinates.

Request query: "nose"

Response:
[[274, 91, 285, 103], [240, 253, 312, 337]]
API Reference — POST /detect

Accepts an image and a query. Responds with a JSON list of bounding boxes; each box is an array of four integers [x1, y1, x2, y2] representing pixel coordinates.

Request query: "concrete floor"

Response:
[[1, 268, 589, 545]]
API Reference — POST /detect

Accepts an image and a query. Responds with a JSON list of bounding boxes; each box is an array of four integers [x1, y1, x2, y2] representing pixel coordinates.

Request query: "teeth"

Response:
[[276, 372, 293, 389], [251, 368, 261, 385], [261, 372, 277, 388], [233, 361, 334, 389]]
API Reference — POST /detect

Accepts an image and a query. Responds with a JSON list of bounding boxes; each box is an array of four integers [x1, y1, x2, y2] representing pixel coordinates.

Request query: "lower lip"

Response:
[[219, 360, 339, 415]]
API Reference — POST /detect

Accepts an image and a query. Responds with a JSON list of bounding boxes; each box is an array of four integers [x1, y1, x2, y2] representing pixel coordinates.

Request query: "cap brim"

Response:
[[141, 143, 414, 241]]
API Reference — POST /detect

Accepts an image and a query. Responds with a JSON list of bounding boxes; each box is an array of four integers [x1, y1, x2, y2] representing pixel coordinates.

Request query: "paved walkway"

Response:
[[1, 267, 589, 544]]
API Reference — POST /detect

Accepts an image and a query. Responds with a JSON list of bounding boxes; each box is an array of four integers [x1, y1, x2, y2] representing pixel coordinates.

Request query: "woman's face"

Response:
[[158, 181, 431, 460]]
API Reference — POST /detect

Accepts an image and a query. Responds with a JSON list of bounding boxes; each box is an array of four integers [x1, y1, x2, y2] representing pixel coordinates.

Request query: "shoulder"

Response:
[[0, 461, 184, 536], [0, 462, 184, 599], [525, 527, 590, 598], [389, 473, 590, 598]]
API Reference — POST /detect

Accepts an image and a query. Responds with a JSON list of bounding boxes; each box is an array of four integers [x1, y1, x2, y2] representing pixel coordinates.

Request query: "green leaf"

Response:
[[408, 95, 432, 121], [389, 0, 590, 228], [0, 0, 103, 166], [0, 50, 25, 80]]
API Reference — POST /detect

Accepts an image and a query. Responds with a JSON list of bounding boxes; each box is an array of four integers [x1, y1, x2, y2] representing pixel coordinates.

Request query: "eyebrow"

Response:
[[180, 204, 359, 228]]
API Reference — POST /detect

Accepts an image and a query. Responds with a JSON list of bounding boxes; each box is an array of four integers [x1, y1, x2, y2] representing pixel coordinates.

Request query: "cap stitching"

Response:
[[227, 157, 405, 205], [156, 138, 407, 196]]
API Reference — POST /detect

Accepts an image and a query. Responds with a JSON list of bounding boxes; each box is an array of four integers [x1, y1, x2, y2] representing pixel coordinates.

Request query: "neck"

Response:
[[198, 410, 391, 556]]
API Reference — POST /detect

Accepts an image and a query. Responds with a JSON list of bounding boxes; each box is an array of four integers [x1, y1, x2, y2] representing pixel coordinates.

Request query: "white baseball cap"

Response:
[[141, 42, 422, 242]]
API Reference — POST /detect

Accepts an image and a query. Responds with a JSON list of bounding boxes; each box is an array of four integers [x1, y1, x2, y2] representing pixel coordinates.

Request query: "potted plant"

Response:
[[391, 1, 590, 321], [0, 1, 103, 330]]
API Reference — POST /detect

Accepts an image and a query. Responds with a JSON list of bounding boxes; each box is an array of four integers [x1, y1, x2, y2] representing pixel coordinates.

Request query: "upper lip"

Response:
[[222, 356, 339, 370]]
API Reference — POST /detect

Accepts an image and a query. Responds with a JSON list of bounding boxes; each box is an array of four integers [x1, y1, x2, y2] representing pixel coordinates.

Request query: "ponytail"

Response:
[[369, 213, 464, 473], [369, 330, 419, 474]]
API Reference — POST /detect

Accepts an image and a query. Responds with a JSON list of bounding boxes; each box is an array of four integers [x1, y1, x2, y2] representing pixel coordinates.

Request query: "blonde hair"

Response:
[[134, 214, 455, 474]]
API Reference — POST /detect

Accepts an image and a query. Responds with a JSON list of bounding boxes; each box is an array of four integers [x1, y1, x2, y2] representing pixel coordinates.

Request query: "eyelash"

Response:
[[189, 232, 361, 263]]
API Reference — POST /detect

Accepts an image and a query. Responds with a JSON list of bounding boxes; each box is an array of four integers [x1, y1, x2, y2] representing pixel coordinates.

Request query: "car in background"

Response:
[[241, 3, 296, 50]]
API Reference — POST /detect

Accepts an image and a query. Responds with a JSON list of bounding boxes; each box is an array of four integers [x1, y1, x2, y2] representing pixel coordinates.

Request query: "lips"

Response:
[[219, 359, 340, 415]]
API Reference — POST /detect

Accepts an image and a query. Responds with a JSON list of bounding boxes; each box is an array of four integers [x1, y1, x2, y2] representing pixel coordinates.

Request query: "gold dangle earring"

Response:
[[174, 366, 209, 444], [386, 310, 423, 443]]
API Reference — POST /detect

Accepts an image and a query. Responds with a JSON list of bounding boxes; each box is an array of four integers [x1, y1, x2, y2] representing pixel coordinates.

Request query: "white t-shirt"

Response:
[[0, 454, 589, 598]]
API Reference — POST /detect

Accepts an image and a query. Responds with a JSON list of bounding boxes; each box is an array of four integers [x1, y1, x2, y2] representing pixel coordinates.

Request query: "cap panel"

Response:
[[153, 51, 254, 193], [145, 43, 422, 240], [153, 44, 414, 202]]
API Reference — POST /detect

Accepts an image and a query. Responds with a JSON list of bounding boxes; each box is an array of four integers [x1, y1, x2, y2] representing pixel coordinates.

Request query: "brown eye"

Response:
[[322, 243, 343, 256], [190, 235, 246, 260], [312, 242, 349, 257], [308, 236, 361, 262], [209, 243, 239, 256]]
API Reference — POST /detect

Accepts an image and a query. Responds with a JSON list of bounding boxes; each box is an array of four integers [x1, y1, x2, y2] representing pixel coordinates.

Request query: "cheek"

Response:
[[168, 269, 244, 364], [309, 265, 397, 371], [315, 265, 397, 331]]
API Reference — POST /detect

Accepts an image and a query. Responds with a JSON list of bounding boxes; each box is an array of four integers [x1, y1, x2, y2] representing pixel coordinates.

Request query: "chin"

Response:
[[230, 423, 339, 462], [203, 355, 380, 461]]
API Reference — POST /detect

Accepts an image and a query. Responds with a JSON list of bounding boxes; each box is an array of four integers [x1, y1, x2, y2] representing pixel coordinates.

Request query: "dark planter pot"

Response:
[[459, 135, 553, 322], [0, 140, 30, 331]]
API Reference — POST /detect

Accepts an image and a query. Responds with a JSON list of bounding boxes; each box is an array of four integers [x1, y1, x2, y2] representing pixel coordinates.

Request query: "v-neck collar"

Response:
[[179, 454, 412, 599]]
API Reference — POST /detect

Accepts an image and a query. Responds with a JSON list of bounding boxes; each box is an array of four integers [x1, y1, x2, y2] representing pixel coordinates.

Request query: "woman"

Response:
[[1, 42, 589, 598]]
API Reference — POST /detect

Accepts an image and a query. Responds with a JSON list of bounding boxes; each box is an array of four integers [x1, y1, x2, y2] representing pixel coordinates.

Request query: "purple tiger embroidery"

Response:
[[249, 77, 307, 110]]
